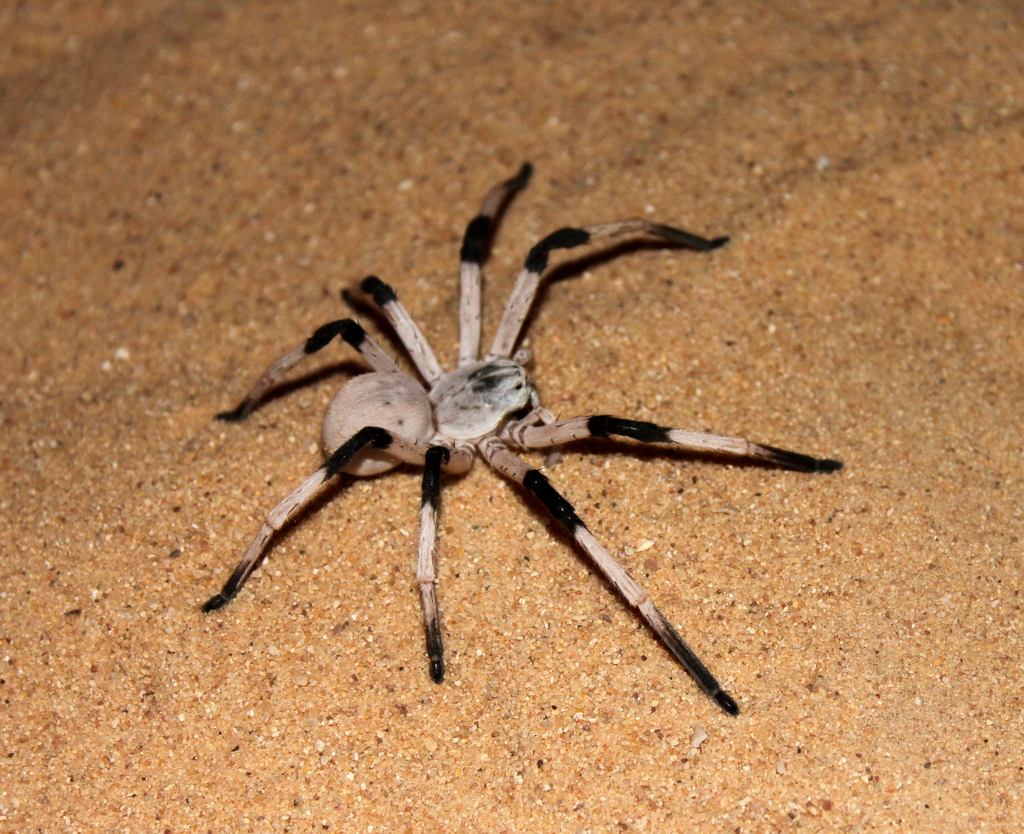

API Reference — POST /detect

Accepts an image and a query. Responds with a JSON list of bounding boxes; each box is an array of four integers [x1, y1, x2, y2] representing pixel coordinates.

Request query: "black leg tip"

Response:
[[202, 594, 229, 613], [761, 445, 843, 474], [714, 690, 740, 716], [513, 162, 534, 187], [361, 275, 397, 306], [215, 405, 249, 422], [429, 658, 445, 684], [651, 224, 729, 252]]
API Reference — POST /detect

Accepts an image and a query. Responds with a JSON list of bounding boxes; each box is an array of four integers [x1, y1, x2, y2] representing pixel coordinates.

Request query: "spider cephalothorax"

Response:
[[203, 164, 841, 715]]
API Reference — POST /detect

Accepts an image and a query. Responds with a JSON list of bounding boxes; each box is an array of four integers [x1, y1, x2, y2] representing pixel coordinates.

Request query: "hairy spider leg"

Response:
[[418, 446, 450, 682], [487, 219, 729, 360], [361, 276, 444, 384], [514, 415, 843, 473], [202, 427, 471, 613], [216, 319, 400, 422], [480, 438, 740, 716], [458, 162, 534, 366]]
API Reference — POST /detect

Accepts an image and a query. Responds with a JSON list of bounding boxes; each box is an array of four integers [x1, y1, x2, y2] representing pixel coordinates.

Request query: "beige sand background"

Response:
[[2, 1, 1023, 831]]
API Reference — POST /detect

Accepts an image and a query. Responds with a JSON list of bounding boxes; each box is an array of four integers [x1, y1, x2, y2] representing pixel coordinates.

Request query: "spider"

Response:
[[202, 163, 842, 715]]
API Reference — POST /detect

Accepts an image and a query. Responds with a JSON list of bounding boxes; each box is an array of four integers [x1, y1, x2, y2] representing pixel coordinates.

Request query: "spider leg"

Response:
[[202, 428, 471, 613], [513, 415, 843, 473], [480, 438, 739, 716], [459, 163, 533, 366], [488, 219, 728, 359], [418, 446, 450, 682], [361, 276, 444, 384], [216, 319, 400, 422]]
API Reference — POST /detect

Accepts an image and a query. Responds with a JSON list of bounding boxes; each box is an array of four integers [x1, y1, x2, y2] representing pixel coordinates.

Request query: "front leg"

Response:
[[458, 163, 533, 366], [217, 319, 400, 422], [488, 220, 728, 359], [517, 415, 842, 473]]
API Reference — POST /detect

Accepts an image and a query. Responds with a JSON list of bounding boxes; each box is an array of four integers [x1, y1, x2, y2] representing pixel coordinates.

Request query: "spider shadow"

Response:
[[335, 236, 706, 361], [506, 453, 693, 657], [518, 237, 708, 345], [519, 438, 804, 564], [240, 359, 368, 414], [508, 440, 788, 662], [224, 462, 430, 604], [340, 284, 415, 359], [340, 285, 385, 326]]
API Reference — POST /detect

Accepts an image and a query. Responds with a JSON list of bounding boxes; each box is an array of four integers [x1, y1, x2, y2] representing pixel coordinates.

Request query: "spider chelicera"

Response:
[[203, 163, 842, 715]]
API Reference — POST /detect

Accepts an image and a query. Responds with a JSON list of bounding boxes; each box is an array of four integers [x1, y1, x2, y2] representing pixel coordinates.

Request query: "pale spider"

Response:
[[203, 164, 842, 715]]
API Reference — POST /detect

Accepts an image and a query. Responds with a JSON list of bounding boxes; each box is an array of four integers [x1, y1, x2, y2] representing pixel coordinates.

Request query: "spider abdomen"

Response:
[[430, 358, 534, 441], [322, 372, 433, 475]]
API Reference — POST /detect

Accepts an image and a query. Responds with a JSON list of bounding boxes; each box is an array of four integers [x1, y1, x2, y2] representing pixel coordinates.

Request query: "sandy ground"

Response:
[[2, 1, 1023, 831]]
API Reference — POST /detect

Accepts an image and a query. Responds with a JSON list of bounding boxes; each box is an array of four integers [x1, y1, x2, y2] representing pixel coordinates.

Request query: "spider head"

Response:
[[430, 358, 535, 440]]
